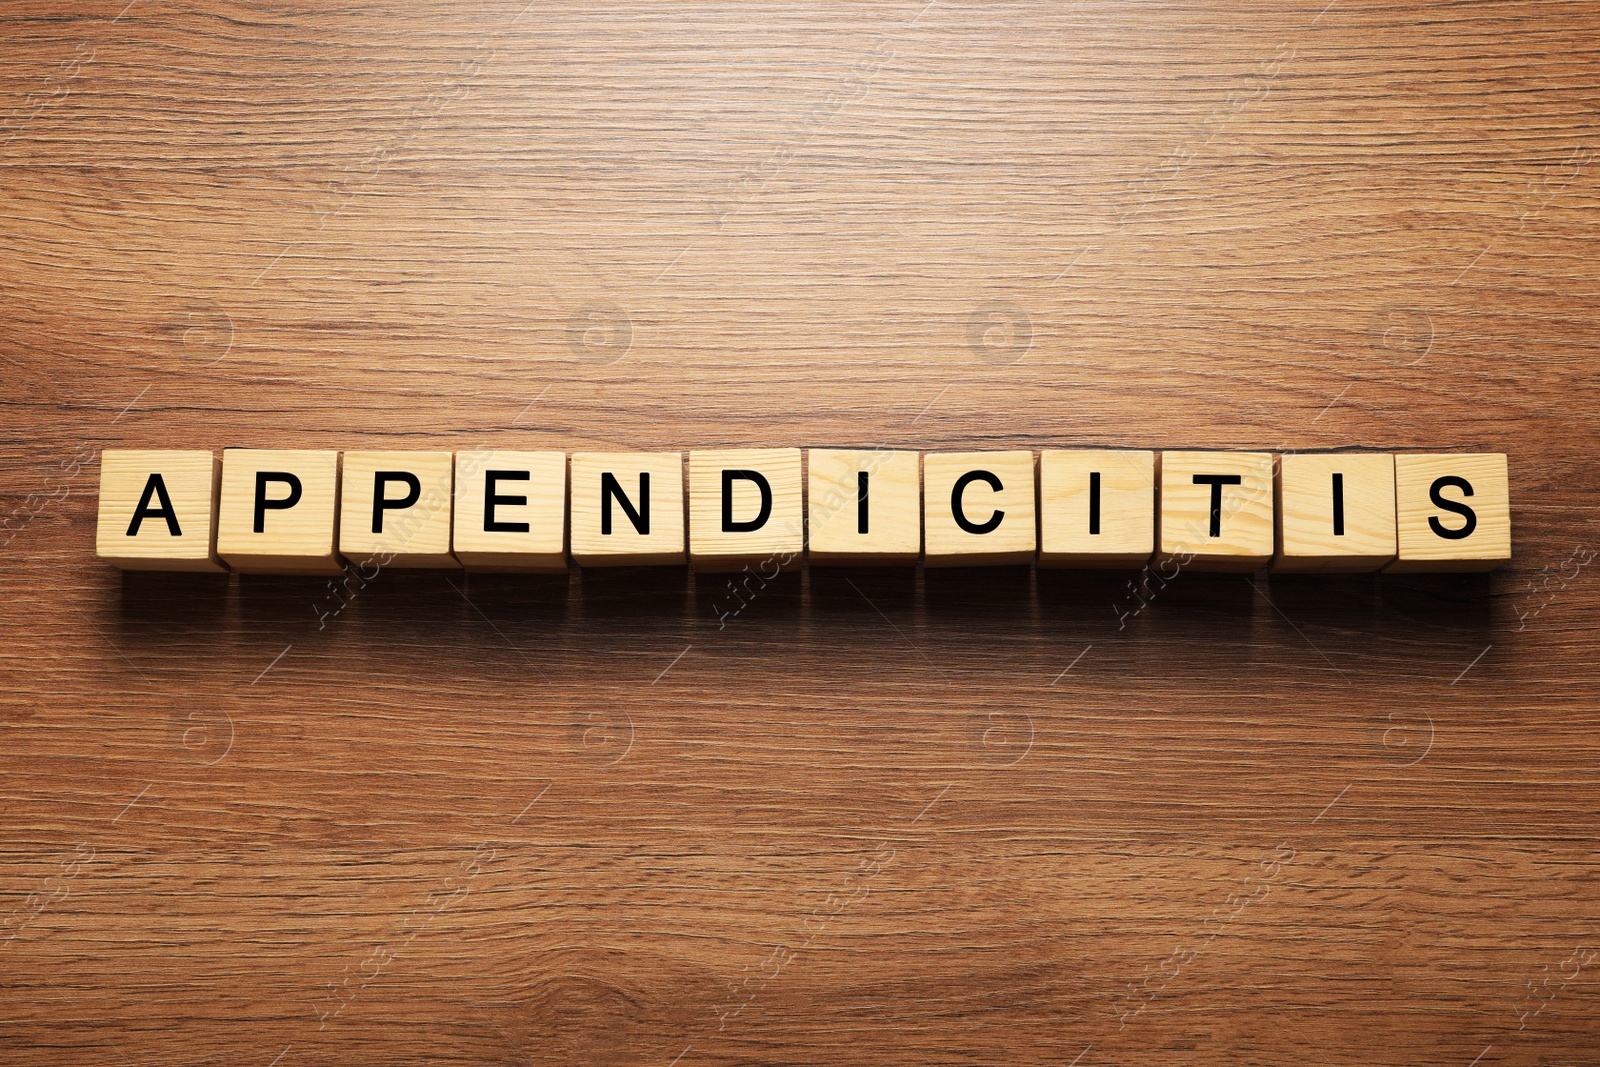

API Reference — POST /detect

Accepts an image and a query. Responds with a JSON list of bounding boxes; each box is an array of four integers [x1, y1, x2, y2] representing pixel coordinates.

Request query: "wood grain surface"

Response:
[[4, 1, 1599, 1064]]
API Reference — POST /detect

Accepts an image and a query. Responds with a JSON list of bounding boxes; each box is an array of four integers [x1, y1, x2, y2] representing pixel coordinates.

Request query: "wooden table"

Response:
[[3, 1, 1597, 1063]]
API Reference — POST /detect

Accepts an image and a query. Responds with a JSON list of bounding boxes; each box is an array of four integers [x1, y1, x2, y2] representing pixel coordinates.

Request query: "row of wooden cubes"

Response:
[[95, 448, 1510, 575]]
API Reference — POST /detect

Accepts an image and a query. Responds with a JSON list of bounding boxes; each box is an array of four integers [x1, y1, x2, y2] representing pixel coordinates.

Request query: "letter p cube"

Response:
[[216, 449, 343, 574]]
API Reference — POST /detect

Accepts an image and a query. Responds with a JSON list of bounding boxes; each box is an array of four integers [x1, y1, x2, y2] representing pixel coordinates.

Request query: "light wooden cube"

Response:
[[217, 449, 343, 574], [338, 451, 458, 568], [1387, 453, 1511, 572], [688, 448, 803, 572], [807, 449, 921, 565], [570, 452, 685, 567], [1038, 449, 1154, 568], [95, 450, 225, 572], [1158, 451, 1274, 572], [451, 450, 568, 572], [1274, 453, 1396, 572], [923, 451, 1036, 567]]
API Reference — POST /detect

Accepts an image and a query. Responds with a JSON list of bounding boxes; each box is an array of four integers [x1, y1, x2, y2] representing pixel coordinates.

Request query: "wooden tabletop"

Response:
[[4, 1, 1598, 1063]]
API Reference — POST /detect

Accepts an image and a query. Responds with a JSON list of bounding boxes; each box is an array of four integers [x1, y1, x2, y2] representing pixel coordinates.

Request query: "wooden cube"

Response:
[[338, 451, 457, 568], [217, 449, 343, 574], [1274, 453, 1396, 572], [570, 452, 685, 567], [1038, 449, 1154, 568], [451, 450, 568, 572], [1158, 451, 1274, 572], [807, 449, 921, 565], [923, 451, 1036, 567], [95, 450, 225, 572], [688, 448, 803, 572], [1387, 453, 1510, 572]]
